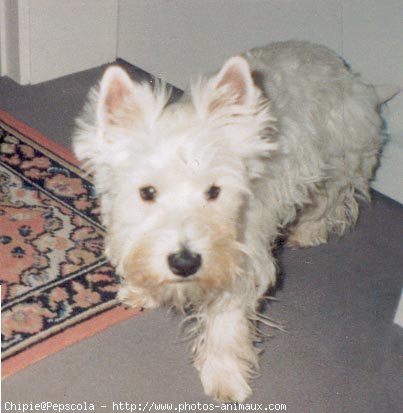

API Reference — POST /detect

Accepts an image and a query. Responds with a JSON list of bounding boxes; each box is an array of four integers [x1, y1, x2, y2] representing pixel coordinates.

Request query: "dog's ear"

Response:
[[210, 56, 255, 109], [97, 66, 149, 131], [374, 84, 400, 105]]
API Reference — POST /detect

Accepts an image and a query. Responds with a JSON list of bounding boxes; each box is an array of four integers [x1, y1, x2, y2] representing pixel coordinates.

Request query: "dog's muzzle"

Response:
[[167, 248, 202, 277]]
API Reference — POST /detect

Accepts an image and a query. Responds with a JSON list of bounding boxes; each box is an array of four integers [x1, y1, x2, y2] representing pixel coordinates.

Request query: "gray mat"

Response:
[[1, 64, 402, 413]]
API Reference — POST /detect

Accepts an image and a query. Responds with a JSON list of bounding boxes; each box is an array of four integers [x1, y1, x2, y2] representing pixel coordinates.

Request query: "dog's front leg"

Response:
[[117, 283, 159, 310], [192, 294, 258, 402]]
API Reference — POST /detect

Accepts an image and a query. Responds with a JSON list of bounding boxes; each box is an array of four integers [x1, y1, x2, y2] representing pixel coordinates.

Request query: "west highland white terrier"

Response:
[[74, 41, 398, 402]]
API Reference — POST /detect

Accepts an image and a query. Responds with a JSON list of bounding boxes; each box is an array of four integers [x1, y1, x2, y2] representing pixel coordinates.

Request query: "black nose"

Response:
[[167, 249, 202, 277]]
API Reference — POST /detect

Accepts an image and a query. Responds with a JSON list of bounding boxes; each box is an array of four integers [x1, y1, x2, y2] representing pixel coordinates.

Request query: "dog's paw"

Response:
[[117, 285, 158, 310], [198, 358, 252, 403], [286, 221, 328, 249]]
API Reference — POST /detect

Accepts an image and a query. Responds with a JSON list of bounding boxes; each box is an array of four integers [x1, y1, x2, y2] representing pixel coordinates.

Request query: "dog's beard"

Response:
[[119, 218, 245, 309]]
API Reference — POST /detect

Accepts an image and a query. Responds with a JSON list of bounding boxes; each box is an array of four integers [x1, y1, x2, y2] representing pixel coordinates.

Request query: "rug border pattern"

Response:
[[0, 109, 139, 379]]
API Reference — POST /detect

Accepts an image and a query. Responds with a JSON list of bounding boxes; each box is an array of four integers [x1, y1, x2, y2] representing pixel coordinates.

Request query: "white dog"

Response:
[[74, 41, 397, 402]]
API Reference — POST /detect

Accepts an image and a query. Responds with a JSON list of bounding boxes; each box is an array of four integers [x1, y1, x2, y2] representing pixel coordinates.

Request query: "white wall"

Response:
[[117, 0, 344, 89], [117, 0, 402, 203], [1, 0, 118, 84], [29, 0, 118, 83], [0, 0, 30, 83]]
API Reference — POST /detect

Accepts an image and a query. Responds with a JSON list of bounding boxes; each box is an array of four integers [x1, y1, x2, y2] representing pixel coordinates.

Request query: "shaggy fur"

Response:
[[73, 40, 397, 402]]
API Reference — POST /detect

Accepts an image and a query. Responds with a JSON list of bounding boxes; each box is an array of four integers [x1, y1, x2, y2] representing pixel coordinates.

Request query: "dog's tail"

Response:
[[375, 84, 401, 105]]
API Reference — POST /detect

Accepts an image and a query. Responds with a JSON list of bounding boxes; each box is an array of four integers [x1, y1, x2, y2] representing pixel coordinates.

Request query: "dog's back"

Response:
[[244, 41, 389, 245]]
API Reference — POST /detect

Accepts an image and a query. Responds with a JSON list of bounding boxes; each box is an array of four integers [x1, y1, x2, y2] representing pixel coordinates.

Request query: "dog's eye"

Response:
[[139, 186, 157, 202], [206, 185, 221, 201]]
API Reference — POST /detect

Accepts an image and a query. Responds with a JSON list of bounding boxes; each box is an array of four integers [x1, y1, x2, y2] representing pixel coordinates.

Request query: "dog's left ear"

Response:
[[97, 66, 138, 130], [210, 56, 255, 108]]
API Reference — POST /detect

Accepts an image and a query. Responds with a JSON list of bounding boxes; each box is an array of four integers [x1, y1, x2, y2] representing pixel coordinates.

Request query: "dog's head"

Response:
[[74, 57, 278, 302]]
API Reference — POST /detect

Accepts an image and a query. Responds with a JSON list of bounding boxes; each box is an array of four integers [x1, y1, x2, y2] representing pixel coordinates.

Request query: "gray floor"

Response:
[[1, 64, 402, 413]]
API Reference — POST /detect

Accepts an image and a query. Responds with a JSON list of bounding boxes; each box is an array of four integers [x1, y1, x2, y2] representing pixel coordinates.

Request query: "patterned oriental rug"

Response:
[[0, 110, 139, 378]]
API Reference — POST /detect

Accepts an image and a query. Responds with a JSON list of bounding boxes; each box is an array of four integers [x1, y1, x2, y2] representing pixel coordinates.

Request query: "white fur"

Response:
[[73, 40, 395, 402]]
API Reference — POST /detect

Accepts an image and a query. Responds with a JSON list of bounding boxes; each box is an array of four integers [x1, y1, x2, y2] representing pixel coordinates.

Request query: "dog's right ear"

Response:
[[374, 84, 400, 105], [213, 56, 255, 106], [97, 66, 140, 131]]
